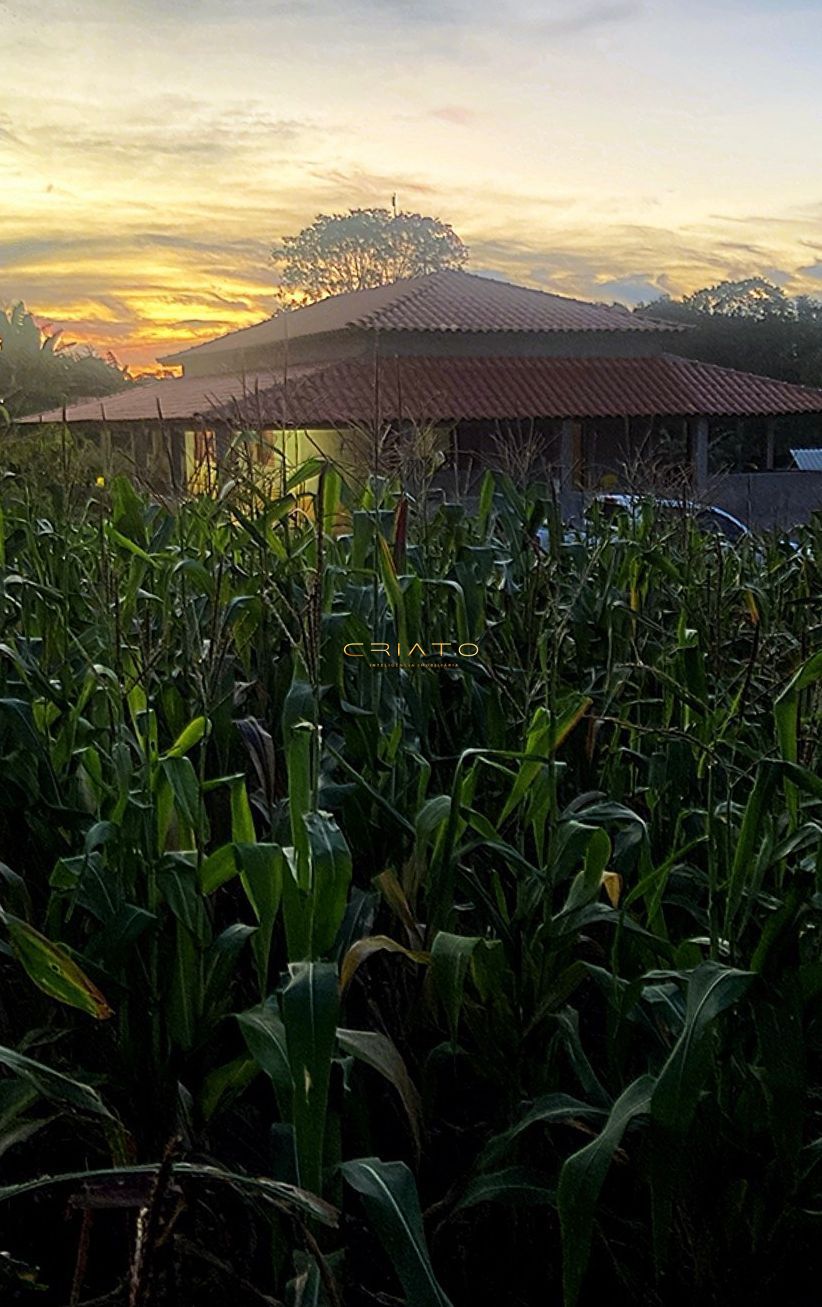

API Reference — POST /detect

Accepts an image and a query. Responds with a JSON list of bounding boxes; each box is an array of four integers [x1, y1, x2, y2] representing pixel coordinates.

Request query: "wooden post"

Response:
[[765, 419, 776, 471], [587, 422, 597, 489], [560, 418, 575, 492], [622, 415, 632, 484], [689, 415, 709, 491]]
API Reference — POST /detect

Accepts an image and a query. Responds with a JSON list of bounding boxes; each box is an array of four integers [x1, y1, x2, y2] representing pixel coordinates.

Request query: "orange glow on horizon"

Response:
[[4, 0, 822, 369]]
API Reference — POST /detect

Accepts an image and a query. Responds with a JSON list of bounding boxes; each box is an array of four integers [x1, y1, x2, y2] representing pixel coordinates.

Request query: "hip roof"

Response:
[[159, 269, 682, 365], [21, 353, 822, 427], [217, 353, 822, 424]]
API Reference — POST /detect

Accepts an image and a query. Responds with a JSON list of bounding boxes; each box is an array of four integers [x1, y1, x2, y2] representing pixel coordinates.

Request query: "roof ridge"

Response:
[[351, 270, 445, 328], [430, 266, 639, 314]]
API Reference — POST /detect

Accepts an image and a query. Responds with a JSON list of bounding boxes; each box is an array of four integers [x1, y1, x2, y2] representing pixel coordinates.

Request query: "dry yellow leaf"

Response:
[[601, 871, 623, 908]]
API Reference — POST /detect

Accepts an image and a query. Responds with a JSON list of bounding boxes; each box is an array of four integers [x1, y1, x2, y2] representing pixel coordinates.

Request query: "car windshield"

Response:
[[695, 509, 745, 541]]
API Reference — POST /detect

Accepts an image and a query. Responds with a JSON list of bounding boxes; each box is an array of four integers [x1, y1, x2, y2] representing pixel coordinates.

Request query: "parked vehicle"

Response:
[[536, 493, 750, 550], [592, 493, 750, 539]]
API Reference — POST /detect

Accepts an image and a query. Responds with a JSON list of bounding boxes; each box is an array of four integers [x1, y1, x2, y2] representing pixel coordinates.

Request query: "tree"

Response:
[[636, 278, 822, 387], [0, 303, 130, 419], [682, 276, 795, 320], [272, 207, 468, 302]]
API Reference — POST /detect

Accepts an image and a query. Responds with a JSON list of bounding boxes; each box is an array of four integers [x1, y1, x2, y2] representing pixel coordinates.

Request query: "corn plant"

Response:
[[0, 461, 819, 1306]]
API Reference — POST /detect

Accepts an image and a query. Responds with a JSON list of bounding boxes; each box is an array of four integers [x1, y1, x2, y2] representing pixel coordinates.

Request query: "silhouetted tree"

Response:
[[272, 207, 468, 302], [637, 278, 822, 386], [0, 304, 130, 419]]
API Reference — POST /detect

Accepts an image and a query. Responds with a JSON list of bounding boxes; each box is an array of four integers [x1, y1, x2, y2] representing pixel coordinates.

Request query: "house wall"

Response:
[[184, 425, 355, 497], [180, 329, 369, 378], [557, 473, 822, 530], [710, 471, 822, 529], [179, 325, 672, 377], [382, 329, 672, 360]]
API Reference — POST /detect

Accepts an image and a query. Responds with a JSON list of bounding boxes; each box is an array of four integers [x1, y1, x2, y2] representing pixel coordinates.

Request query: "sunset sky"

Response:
[[3, 0, 822, 370]]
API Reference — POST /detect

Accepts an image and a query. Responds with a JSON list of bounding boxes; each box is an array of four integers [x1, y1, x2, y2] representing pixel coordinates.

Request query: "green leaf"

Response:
[[235, 842, 283, 991], [774, 649, 822, 765], [479, 1093, 606, 1170], [774, 649, 822, 825], [104, 523, 154, 563], [158, 859, 209, 945], [558, 1075, 655, 1307], [561, 827, 612, 915], [286, 456, 327, 491], [1, 913, 113, 1019], [162, 715, 209, 759], [430, 932, 481, 1045], [304, 810, 352, 958], [377, 533, 408, 652], [204, 923, 256, 1022], [454, 1167, 555, 1212], [166, 922, 200, 1051], [651, 962, 754, 1135], [500, 696, 591, 824], [340, 1158, 452, 1307], [200, 1055, 259, 1122], [0, 1045, 113, 1120], [160, 756, 201, 842], [230, 777, 256, 844], [725, 761, 780, 931], [110, 473, 148, 544], [199, 842, 239, 894], [282, 961, 340, 1195], [237, 996, 293, 1121], [649, 962, 754, 1265]]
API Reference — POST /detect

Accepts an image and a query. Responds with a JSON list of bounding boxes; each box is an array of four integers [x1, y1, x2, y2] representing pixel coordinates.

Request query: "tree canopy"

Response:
[[636, 278, 822, 386], [271, 207, 468, 302], [676, 276, 795, 319], [0, 303, 131, 420]]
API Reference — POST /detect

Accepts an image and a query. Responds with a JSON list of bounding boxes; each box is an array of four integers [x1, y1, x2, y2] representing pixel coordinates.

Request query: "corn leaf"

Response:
[[0, 1045, 113, 1119], [338, 1028, 422, 1156], [558, 1074, 655, 1307], [2, 913, 113, 1019], [340, 1158, 452, 1307], [282, 961, 339, 1195]]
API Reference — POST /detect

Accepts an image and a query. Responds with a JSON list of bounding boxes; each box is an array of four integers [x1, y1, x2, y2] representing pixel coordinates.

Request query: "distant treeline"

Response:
[[635, 277, 822, 386]]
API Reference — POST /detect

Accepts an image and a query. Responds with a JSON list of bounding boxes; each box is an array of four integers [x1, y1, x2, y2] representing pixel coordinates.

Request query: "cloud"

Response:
[[4, 0, 822, 367], [10, 105, 308, 174], [530, 1, 643, 37], [0, 115, 20, 144], [429, 105, 478, 126], [591, 274, 666, 306], [303, 166, 440, 206]]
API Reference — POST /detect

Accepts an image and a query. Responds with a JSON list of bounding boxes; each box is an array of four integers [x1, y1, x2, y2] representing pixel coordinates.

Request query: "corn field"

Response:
[[0, 458, 820, 1306]]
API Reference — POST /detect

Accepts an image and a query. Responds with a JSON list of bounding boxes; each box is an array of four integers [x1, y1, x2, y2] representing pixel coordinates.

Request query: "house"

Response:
[[22, 269, 822, 526]]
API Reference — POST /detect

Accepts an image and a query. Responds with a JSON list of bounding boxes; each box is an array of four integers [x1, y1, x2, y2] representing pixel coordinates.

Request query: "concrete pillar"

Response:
[[689, 415, 709, 492]]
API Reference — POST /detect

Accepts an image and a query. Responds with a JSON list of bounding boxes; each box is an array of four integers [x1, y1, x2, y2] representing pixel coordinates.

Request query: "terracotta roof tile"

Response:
[[218, 354, 822, 425], [18, 369, 305, 425], [24, 354, 822, 428], [356, 270, 678, 334], [159, 270, 681, 363]]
